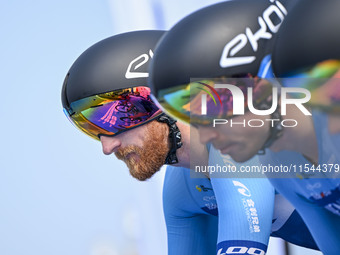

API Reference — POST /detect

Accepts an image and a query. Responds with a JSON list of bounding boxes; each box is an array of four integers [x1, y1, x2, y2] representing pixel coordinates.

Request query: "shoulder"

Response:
[[163, 166, 192, 213]]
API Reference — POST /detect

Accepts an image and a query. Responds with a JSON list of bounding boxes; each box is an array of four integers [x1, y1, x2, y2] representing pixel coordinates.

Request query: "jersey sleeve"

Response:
[[163, 166, 218, 255], [207, 144, 275, 254], [211, 177, 275, 255], [271, 193, 319, 250]]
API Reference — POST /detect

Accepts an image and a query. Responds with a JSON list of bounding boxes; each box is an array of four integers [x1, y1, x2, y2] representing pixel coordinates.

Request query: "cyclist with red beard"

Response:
[[62, 30, 318, 254]]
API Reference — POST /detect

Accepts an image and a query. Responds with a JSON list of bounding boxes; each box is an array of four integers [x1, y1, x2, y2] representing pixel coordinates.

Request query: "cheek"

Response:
[[246, 129, 266, 151], [135, 135, 147, 148], [198, 127, 212, 137], [227, 127, 256, 146], [215, 125, 231, 136], [220, 126, 244, 141], [127, 127, 149, 147], [116, 135, 141, 150]]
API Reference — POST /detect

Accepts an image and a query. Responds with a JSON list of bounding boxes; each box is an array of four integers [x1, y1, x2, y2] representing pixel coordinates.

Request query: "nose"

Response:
[[198, 126, 218, 144], [100, 135, 122, 155]]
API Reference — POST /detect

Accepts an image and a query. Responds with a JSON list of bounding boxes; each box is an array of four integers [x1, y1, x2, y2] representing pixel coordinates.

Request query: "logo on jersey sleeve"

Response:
[[194, 183, 217, 216], [232, 181, 261, 233], [217, 240, 267, 255], [196, 185, 213, 192], [233, 180, 252, 197]]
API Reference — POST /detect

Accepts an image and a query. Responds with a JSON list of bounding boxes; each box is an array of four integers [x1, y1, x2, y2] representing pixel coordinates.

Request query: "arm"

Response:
[[165, 213, 218, 255], [211, 177, 275, 255], [271, 192, 319, 250], [163, 166, 218, 255], [208, 145, 275, 254], [270, 178, 340, 254]]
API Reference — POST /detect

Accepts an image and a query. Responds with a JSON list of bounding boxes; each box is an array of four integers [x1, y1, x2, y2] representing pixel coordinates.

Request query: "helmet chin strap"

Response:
[[156, 113, 183, 164], [257, 103, 283, 155]]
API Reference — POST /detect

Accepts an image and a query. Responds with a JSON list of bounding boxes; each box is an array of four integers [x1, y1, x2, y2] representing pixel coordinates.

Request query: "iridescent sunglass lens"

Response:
[[64, 86, 162, 140], [281, 60, 340, 113], [157, 77, 276, 125]]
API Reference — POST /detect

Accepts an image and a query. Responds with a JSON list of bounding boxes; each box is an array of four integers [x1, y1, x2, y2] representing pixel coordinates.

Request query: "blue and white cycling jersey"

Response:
[[259, 110, 340, 254], [163, 145, 318, 255]]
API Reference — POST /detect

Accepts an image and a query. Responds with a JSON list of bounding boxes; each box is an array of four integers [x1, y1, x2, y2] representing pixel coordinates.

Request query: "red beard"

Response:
[[115, 121, 169, 181]]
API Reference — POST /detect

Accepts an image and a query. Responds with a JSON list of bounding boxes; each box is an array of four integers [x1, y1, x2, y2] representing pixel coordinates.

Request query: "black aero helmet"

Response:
[[62, 30, 183, 165], [272, 0, 340, 77], [149, 0, 294, 124], [271, 0, 340, 112], [62, 30, 166, 141]]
